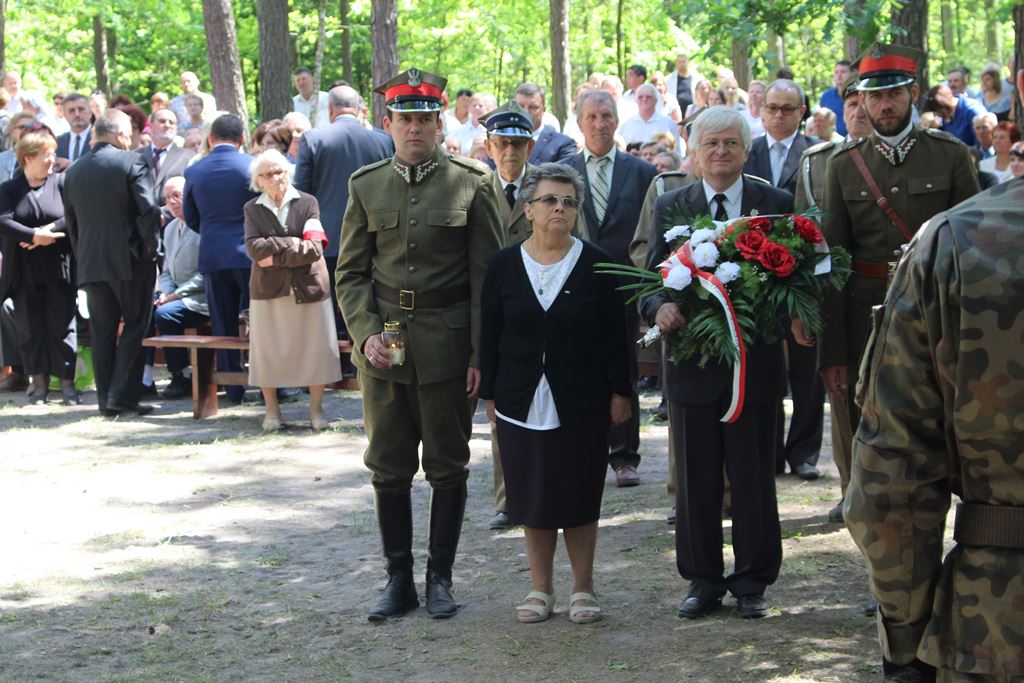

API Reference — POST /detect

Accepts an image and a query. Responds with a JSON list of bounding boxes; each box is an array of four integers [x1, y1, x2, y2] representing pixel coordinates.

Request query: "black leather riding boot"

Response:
[[367, 490, 419, 623], [425, 483, 466, 619]]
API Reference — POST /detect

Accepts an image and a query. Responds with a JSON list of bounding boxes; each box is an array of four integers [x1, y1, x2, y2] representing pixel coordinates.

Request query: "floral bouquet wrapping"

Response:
[[597, 212, 850, 422]]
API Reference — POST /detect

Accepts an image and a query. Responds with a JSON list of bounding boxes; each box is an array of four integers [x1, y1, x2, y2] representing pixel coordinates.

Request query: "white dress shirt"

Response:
[[702, 176, 744, 220], [293, 91, 331, 129]]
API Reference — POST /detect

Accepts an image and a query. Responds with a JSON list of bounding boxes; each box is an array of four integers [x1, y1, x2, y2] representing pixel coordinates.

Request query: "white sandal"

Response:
[[569, 592, 602, 624], [516, 591, 555, 623]]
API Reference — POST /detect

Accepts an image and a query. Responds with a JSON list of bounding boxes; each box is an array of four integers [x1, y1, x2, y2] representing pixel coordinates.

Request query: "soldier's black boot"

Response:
[[425, 483, 466, 619], [368, 490, 419, 623]]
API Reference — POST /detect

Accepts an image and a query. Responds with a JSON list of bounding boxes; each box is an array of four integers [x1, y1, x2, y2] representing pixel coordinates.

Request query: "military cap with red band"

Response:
[[853, 43, 922, 91], [374, 68, 448, 112]]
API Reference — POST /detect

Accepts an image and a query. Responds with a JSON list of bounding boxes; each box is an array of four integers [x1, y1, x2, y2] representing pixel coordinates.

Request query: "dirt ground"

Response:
[[0, 382, 891, 682]]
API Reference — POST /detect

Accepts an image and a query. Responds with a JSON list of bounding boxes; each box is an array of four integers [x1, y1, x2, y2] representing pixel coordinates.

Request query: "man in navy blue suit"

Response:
[[642, 106, 793, 619], [515, 83, 577, 165], [568, 89, 657, 487], [183, 114, 257, 404]]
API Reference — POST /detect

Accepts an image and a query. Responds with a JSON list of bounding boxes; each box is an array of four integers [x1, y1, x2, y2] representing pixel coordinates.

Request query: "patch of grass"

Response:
[[84, 530, 147, 549], [256, 547, 290, 568]]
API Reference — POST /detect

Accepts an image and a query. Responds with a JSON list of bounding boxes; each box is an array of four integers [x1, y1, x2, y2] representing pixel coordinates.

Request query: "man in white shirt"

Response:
[[169, 71, 217, 124], [600, 75, 638, 123], [452, 92, 496, 154], [618, 84, 680, 148], [292, 67, 330, 130], [666, 54, 702, 116], [55, 93, 92, 165], [3, 71, 50, 116]]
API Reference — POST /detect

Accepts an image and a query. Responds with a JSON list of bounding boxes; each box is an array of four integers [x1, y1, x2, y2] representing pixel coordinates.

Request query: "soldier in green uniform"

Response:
[[816, 43, 979, 475], [791, 71, 871, 523], [336, 68, 503, 621], [845, 71, 1024, 682]]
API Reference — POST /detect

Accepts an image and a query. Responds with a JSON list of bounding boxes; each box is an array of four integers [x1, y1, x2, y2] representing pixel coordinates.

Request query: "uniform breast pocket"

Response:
[[841, 185, 874, 204], [427, 209, 468, 228], [907, 176, 950, 196], [367, 210, 401, 251], [427, 208, 468, 251]]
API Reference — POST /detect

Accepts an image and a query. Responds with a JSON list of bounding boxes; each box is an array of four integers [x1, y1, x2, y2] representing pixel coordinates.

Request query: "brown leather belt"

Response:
[[373, 281, 470, 310], [954, 503, 1024, 549], [852, 258, 889, 280]]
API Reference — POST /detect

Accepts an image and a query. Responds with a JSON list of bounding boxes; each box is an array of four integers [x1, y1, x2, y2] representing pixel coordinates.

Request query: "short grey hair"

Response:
[[519, 163, 585, 206], [575, 89, 617, 122], [973, 111, 998, 128], [636, 83, 659, 99], [248, 149, 295, 192], [514, 83, 545, 104], [93, 108, 131, 141], [688, 105, 752, 156], [811, 106, 836, 126], [329, 85, 361, 110], [765, 78, 806, 105], [654, 151, 682, 171]]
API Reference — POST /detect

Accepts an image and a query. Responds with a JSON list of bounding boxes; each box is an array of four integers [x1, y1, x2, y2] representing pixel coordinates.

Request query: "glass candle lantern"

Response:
[[383, 321, 406, 366]]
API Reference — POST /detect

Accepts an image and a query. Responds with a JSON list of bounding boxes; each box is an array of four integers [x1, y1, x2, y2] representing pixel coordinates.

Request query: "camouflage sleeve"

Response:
[[844, 218, 957, 665]]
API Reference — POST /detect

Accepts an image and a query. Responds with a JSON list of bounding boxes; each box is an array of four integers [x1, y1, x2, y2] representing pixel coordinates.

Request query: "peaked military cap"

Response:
[[854, 43, 921, 91], [375, 68, 447, 112], [840, 71, 861, 99], [479, 102, 534, 138]]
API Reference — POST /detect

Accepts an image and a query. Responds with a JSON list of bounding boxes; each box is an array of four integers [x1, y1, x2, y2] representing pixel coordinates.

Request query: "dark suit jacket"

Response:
[[183, 144, 257, 273], [569, 150, 657, 267], [63, 143, 160, 286], [0, 173, 70, 303], [529, 126, 577, 165], [56, 126, 92, 162], [640, 178, 793, 405], [294, 116, 393, 257], [743, 133, 814, 195], [479, 240, 632, 427], [139, 143, 195, 203]]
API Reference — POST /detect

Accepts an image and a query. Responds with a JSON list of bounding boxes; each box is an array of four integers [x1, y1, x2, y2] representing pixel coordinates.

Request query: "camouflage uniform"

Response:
[[845, 178, 1024, 680]]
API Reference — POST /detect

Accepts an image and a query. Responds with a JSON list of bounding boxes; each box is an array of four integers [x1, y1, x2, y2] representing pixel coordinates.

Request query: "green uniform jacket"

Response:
[[793, 139, 840, 215], [846, 178, 1024, 677], [490, 163, 589, 246], [337, 148, 503, 385], [628, 171, 698, 268], [819, 127, 979, 368]]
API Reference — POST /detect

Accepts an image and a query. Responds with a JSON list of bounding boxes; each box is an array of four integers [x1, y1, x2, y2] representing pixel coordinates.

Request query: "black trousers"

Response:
[[205, 268, 250, 403], [775, 327, 825, 472], [83, 260, 156, 410], [608, 307, 640, 469], [671, 397, 782, 599], [12, 280, 77, 379]]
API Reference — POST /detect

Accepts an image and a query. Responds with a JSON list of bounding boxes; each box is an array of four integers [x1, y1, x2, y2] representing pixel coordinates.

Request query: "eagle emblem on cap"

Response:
[[408, 69, 422, 87], [871, 44, 884, 59]]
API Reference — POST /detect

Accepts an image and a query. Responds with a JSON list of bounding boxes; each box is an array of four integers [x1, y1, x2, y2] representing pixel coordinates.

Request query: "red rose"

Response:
[[735, 229, 768, 259], [758, 241, 797, 277], [793, 216, 823, 244], [746, 217, 772, 232]]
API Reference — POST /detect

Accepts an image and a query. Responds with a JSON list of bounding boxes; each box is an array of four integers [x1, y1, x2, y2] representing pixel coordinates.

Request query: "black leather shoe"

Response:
[[425, 573, 457, 619], [677, 595, 721, 619], [666, 507, 676, 525], [794, 463, 821, 480], [161, 375, 190, 400], [139, 383, 158, 399], [106, 402, 155, 417], [488, 511, 510, 530], [736, 594, 769, 618], [367, 573, 419, 623], [828, 501, 844, 523]]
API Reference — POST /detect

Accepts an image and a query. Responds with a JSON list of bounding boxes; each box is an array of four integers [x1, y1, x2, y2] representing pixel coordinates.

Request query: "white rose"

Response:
[[663, 265, 693, 291], [692, 242, 720, 269], [689, 228, 716, 245], [714, 261, 741, 284], [664, 225, 691, 243]]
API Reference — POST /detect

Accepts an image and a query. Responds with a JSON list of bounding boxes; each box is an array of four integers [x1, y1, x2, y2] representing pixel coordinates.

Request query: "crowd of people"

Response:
[[0, 42, 1021, 681]]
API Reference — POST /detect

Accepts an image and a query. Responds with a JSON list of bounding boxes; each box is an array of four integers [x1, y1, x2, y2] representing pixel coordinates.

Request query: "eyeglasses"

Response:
[[701, 138, 742, 151], [527, 194, 579, 209], [258, 168, 287, 178], [764, 104, 802, 116], [1011, 149, 1024, 160], [165, 192, 183, 200]]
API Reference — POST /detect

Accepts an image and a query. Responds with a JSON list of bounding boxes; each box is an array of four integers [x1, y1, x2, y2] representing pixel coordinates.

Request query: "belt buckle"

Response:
[[399, 289, 415, 310]]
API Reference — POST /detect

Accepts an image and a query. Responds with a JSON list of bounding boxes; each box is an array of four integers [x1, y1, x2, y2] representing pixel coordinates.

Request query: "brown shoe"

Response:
[[614, 465, 640, 487]]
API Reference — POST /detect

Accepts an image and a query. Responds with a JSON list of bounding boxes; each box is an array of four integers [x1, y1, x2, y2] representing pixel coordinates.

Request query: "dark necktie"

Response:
[[72, 134, 82, 161], [153, 148, 165, 176], [713, 193, 729, 221], [504, 182, 516, 209]]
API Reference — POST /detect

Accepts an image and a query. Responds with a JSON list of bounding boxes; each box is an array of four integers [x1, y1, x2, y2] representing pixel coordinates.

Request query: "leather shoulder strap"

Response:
[[848, 147, 914, 242]]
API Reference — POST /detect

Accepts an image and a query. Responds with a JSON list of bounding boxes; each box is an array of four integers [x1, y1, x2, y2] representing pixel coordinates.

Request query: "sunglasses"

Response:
[[527, 194, 580, 209], [1011, 149, 1024, 160]]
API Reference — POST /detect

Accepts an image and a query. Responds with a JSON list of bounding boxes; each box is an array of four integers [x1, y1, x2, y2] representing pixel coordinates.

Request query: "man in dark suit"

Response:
[[515, 83, 577, 165], [641, 106, 793, 619], [183, 114, 256, 404], [744, 79, 824, 481], [569, 89, 657, 488], [139, 108, 195, 207], [63, 108, 161, 416], [55, 93, 92, 165], [293, 84, 392, 337]]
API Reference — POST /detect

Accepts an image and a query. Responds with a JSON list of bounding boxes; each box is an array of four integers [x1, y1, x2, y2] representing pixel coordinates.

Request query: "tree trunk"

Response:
[[549, 0, 571, 124], [370, 0, 398, 128], [201, 0, 248, 128], [1014, 2, 1023, 130], [765, 27, 785, 74], [92, 15, 110, 98], [313, 0, 327, 125], [731, 35, 751, 90], [940, 1, 954, 54], [984, 0, 999, 60], [340, 0, 352, 82], [891, 0, 929, 99], [0, 0, 5, 74], [256, 0, 292, 121], [615, 0, 624, 80]]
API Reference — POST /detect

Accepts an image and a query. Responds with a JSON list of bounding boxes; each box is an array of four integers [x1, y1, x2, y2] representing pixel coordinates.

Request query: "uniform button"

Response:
[[410, 197, 419, 204], [926, 182, 933, 189], [409, 218, 418, 226], [378, 222, 385, 228], [407, 313, 415, 321], [409, 242, 417, 250], [891, 187, 899, 193], [408, 265, 417, 273], [445, 218, 451, 224], [860, 190, 867, 197]]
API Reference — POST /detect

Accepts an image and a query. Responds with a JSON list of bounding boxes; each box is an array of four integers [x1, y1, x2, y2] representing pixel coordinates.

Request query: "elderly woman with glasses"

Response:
[[479, 162, 632, 625], [243, 149, 342, 432]]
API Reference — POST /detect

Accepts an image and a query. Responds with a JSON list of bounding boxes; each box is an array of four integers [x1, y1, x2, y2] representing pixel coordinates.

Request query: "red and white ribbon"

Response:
[[659, 243, 747, 423]]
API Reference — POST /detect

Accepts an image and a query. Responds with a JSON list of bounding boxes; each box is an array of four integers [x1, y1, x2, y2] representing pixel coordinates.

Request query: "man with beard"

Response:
[[817, 44, 979, 480]]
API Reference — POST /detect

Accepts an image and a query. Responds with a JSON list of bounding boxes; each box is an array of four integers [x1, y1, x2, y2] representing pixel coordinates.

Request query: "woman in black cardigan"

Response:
[[0, 131, 76, 404], [479, 163, 632, 625]]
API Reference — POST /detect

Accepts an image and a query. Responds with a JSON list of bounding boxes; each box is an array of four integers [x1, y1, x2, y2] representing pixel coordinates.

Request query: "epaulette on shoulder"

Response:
[[448, 155, 490, 175], [350, 157, 391, 180], [922, 127, 963, 144], [831, 136, 868, 157], [655, 170, 688, 180], [805, 140, 838, 157]]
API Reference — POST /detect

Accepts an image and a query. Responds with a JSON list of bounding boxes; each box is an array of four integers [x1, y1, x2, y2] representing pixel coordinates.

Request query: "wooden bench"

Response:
[[142, 335, 358, 419]]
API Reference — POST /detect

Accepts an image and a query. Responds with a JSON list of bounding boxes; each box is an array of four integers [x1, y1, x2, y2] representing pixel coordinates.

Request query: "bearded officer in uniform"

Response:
[[814, 43, 979, 474], [791, 70, 871, 523], [845, 69, 1024, 683], [337, 68, 503, 621]]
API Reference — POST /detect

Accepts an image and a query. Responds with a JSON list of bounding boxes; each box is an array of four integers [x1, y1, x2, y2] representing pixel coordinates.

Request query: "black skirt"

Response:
[[496, 415, 610, 530]]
